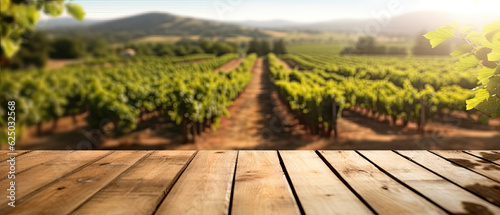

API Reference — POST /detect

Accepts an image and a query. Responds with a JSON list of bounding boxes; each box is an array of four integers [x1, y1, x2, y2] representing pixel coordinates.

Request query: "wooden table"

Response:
[[1, 150, 499, 214]]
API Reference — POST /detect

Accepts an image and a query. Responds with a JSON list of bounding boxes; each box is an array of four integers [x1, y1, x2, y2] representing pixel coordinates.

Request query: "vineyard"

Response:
[[1, 48, 498, 149], [1, 54, 256, 144], [269, 53, 477, 136]]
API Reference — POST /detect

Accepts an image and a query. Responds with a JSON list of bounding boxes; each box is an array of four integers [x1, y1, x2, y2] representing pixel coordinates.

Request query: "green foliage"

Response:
[[0, 0, 85, 58], [8, 32, 50, 69], [426, 20, 500, 118], [49, 37, 87, 59], [0, 54, 254, 142], [247, 38, 286, 56], [269, 53, 474, 129], [341, 36, 402, 56]]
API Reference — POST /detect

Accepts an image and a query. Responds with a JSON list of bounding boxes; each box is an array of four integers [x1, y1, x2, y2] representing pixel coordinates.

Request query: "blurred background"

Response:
[[1, 0, 499, 150]]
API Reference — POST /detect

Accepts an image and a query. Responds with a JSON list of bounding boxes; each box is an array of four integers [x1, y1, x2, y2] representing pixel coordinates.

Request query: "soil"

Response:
[[12, 58, 500, 150], [213, 59, 243, 72]]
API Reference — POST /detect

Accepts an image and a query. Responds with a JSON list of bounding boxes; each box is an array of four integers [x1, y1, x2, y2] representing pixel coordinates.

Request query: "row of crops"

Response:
[[1, 54, 256, 143], [268, 54, 474, 135], [282, 54, 477, 90], [72, 54, 216, 68]]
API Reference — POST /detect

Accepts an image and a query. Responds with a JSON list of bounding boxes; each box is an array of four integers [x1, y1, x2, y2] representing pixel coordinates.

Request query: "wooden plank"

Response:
[[72, 151, 196, 215], [156, 151, 237, 215], [231, 151, 300, 215], [398, 151, 500, 206], [361, 151, 500, 214], [0, 151, 110, 207], [0, 150, 30, 161], [320, 150, 446, 215], [0, 151, 150, 215], [432, 151, 500, 182], [0, 150, 70, 178], [280, 151, 372, 215], [465, 151, 500, 166]]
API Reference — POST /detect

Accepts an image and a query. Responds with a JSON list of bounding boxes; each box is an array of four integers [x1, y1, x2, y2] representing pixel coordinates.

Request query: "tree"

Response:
[[86, 38, 112, 58], [213, 42, 235, 56], [425, 21, 500, 118], [8, 32, 50, 69], [50, 37, 86, 59], [260, 40, 271, 56], [246, 38, 260, 55], [272, 39, 287, 55], [0, 0, 85, 59], [340, 36, 388, 55]]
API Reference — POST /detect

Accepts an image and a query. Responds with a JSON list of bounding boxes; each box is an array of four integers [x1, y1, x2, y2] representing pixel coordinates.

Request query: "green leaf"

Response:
[[424, 23, 458, 48], [65, 3, 85, 21], [460, 26, 474, 35], [44, 0, 65, 17], [0, 0, 9, 12], [484, 20, 500, 34], [487, 40, 500, 61], [466, 89, 489, 110], [466, 31, 486, 44], [475, 47, 492, 61], [475, 96, 500, 118], [0, 37, 21, 58], [450, 43, 473, 57], [455, 55, 479, 72], [477, 67, 496, 85]]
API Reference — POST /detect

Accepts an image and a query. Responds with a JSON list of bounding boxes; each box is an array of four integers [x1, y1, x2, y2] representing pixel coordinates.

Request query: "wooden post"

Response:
[[331, 96, 338, 138], [182, 116, 189, 143], [419, 97, 425, 134]]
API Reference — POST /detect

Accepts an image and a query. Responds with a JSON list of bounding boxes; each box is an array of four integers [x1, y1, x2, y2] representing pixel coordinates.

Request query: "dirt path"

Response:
[[196, 58, 317, 149], [213, 58, 243, 72]]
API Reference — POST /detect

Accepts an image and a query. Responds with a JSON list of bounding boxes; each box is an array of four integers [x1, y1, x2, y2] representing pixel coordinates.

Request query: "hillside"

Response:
[[48, 13, 273, 42]]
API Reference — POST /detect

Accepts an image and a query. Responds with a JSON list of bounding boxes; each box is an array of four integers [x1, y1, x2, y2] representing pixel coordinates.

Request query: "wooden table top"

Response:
[[1, 150, 499, 214]]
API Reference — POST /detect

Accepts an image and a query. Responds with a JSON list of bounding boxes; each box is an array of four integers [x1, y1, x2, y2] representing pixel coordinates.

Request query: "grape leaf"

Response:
[[65, 3, 85, 21], [0, 37, 21, 58], [477, 67, 496, 85], [44, 0, 65, 17], [461, 26, 475, 35], [455, 54, 479, 72], [475, 96, 500, 118], [466, 31, 487, 44], [487, 40, 500, 61], [484, 20, 500, 34], [450, 44, 473, 57], [424, 23, 458, 48], [0, 0, 9, 12], [466, 89, 489, 110]]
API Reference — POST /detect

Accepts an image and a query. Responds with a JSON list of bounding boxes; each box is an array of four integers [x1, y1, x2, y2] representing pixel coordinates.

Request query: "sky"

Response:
[[52, 0, 499, 23]]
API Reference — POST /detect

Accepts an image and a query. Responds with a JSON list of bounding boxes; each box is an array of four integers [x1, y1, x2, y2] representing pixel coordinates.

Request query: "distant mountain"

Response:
[[291, 11, 461, 36], [47, 13, 273, 42], [37, 17, 103, 29], [229, 20, 299, 29]]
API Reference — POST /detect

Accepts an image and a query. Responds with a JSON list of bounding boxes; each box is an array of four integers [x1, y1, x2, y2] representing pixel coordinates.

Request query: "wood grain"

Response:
[[0, 150, 110, 207], [465, 150, 500, 165], [0, 150, 30, 161], [280, 151, 373, 215], [156, 151, 237, 215], [0, 151, 150, 215], [231, 151, 300, 215], [0, 150, 70, 178], [432, 150, 500, 182], [320, 150, 445, 215], [361, 150, 500, 214], [72, 151, 196, 215]]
